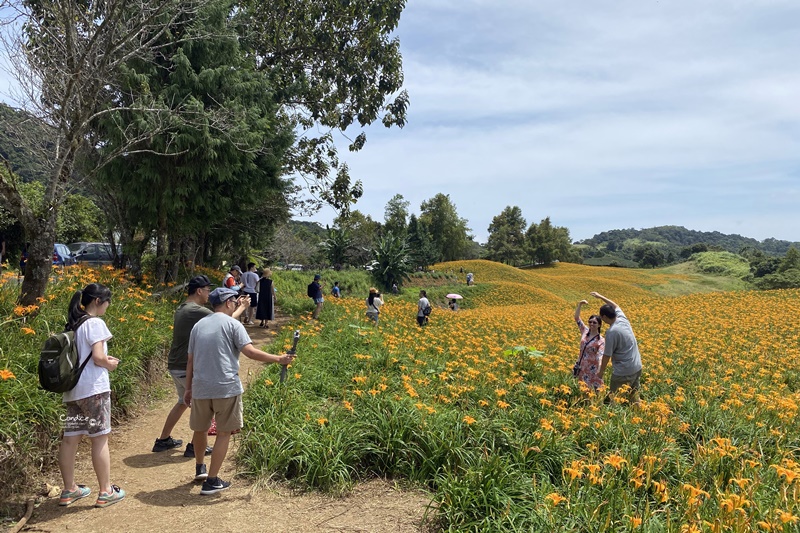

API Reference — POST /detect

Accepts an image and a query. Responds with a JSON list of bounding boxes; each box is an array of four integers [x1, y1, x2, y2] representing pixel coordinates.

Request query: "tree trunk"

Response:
[[19, 214, 57, 306]]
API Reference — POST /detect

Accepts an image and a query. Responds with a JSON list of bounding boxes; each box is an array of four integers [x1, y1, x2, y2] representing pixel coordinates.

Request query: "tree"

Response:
[[778, 246, 800, 273], [333, 210, 380, 267], [419, 193, 472, 262], [486, 205, 526, 265], [383, 194, 410, 238], [0, 0, 200, 304], [320, 226, 353, 270], [91, 0, 293, 282], [406, 214, 436, 270], [525, 217, 579, 265], [635, 244, 666, 268], [370, 232, 412, 290], [236, 0, 409, 215], [264, 223, 318, 267]]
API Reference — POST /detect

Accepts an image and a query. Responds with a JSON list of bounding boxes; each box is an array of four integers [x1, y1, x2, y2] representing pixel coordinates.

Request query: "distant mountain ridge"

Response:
[[579, 225, 799, 256]]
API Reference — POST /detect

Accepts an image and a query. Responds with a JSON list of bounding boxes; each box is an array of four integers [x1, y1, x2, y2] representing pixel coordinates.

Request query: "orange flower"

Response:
[[0, 369, 16, 380]]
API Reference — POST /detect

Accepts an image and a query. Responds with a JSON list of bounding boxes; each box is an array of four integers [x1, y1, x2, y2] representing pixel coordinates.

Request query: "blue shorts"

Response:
[[314, 297, 324, 304]]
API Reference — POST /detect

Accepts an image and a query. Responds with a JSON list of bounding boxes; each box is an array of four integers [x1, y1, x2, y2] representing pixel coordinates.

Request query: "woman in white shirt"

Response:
[[365, 287, 383, 326], [58, 283, 125, 508]]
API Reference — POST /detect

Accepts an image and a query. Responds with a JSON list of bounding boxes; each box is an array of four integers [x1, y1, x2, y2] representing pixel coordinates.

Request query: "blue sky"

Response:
[[302, 0, 800, 243], [2, 2, 798, 244]]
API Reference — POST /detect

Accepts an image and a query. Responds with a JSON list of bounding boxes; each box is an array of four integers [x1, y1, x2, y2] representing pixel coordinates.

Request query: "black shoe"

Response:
[[200, 477, 231, 495], [194, 463, 208, 481], [152, 436, 183, 452], [184, 443, 213, 458]]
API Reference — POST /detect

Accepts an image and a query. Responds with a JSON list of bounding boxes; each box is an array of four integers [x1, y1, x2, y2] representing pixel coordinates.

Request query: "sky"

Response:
[[2, 2, 798, 244], [299, 0, 800, 244]]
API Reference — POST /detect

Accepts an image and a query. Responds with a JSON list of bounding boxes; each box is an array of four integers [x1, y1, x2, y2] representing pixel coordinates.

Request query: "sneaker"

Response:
[[184, 443, 213, 458], [152, 436, 183, 452], [95, 485, 125, 508], [59, 484, 91, 506], [194, 463, 208, 481], [200, 477, 231, 495]]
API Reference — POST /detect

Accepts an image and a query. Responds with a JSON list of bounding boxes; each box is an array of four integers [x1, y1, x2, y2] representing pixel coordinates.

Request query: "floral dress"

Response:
[[575, 318, 605, 390]]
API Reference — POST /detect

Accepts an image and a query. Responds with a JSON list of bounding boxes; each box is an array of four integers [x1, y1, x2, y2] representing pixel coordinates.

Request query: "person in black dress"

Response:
[[255, 268, 276, 328]]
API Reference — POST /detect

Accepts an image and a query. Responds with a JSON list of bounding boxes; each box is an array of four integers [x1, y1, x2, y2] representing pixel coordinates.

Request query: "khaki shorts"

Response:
[[63, 391, 112, 437], [190, 395, 243, 433], [169, 369, 187, 405], [609, 370, 641, 393]]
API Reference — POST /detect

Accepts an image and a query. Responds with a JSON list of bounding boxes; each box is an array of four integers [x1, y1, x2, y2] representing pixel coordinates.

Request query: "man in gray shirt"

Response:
[[591, 292, 642, 407], [184, 287, 295, 495], [153, 276, 249, 455]]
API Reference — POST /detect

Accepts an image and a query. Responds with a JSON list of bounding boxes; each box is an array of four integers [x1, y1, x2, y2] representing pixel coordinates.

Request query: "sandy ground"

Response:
[[17, 315, 431, 533]]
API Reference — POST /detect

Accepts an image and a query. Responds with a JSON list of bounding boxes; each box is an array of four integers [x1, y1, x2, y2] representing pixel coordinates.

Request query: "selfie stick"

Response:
[[280, 330, 300, 383]]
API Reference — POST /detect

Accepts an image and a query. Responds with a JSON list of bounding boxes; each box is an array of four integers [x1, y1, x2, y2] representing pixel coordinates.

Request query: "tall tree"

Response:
[[236, 0, 409, 215], [0, 0, 199, 304], [383, 193, 410, 238], [419, 193, 472, 262], [333, 210, 380, 267], [486, 205, 526, 265], [406, 213, 436, 270], [525, 216, 579, 265], [91, 0, 293, 282]]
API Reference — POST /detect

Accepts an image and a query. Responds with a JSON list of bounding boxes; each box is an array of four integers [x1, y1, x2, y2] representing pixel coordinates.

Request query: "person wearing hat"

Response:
[[222, 265, 242, 291], [152, 275, 247, 455], [184, 287, 296, 495], [310, 274, 324, 319], [365, 287, 383, 326]]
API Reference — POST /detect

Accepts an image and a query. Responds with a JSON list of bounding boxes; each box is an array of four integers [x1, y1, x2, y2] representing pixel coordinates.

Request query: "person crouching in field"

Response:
[[184, 287, 295, 495], [572, 300, 604, 391], [591, 291, 642, 407], [59, 283, 125, 508]]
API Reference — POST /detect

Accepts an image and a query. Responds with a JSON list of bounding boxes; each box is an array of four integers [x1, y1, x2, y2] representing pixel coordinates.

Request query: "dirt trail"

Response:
[[20, 315, 430, 533]]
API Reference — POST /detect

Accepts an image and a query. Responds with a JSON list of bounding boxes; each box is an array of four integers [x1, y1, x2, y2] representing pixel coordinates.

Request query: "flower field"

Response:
[[0, 266, 178, 501], [240, 260, 800, 532]]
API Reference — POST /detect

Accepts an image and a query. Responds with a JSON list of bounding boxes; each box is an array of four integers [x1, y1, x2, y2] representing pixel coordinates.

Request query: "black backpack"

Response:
[[423, 305, 432, 317], [38, 316, 91, 393], [307, 283, 316, 298]]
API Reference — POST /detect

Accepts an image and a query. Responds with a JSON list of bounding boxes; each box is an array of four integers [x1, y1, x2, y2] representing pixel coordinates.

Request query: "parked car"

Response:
[[53, 243, 76, 266], [68, 242, 119, 266]]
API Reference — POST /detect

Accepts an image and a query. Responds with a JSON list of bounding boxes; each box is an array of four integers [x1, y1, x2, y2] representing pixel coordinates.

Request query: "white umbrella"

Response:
[[446, 293, 463, 299]]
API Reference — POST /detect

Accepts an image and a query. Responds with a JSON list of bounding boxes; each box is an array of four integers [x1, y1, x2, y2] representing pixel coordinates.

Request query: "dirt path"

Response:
[[21, 314, 431, 533]]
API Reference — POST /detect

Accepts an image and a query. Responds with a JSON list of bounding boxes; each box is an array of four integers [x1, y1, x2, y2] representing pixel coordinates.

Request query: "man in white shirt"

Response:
[[417, 290, 430, 327]]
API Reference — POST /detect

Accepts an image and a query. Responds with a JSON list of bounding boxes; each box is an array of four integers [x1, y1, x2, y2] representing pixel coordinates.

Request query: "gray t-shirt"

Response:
[[188, 312, 252, 399], [603, 308, 642, 377], [241, 271, 259, 293], [168, 301, 213, 370]]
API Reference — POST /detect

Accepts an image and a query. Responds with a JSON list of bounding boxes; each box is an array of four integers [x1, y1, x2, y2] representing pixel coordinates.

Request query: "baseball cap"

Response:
[[231, 265, 242, 273], [208, 287, 238, 306], [314, 274, 321, 280], [188, 275, 212, 292]]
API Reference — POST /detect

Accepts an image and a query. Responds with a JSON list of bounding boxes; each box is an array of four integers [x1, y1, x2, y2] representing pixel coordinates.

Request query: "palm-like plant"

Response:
[[320, 226, 352, 269], [370, 232, 412, 290]]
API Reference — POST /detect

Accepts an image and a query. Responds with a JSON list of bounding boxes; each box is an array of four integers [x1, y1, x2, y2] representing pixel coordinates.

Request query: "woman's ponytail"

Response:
[[66, 290, 87, 331], [66, 283, 112, 331]]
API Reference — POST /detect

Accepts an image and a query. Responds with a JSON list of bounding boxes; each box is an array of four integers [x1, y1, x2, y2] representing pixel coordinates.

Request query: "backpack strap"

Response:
[[71, 315, 95, 373]]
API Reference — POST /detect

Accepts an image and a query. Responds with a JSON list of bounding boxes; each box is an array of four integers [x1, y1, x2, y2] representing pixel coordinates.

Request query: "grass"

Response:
[[237, 259, 800, 532]]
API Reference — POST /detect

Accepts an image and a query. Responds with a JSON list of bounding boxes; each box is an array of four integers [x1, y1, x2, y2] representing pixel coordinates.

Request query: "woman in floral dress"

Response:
[[573, 300, 605, 390]]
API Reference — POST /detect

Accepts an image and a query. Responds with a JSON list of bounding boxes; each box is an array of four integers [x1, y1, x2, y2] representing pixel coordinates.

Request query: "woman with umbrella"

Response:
[[447, 293, 462, 311]]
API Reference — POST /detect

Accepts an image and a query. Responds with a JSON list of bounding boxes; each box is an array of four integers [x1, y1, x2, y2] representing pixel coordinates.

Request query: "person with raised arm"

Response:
[[591, 292, 642, 406], [572, 300, 605, 391]]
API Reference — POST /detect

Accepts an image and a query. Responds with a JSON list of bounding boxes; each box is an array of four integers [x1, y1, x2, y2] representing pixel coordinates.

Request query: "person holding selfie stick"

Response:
[[184, 288, 295, 495]]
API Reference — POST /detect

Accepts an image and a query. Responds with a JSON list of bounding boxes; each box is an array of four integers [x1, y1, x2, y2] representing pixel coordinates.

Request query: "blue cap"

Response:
[[208, 287, 238, 306], [314, 274, 321, 280]]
